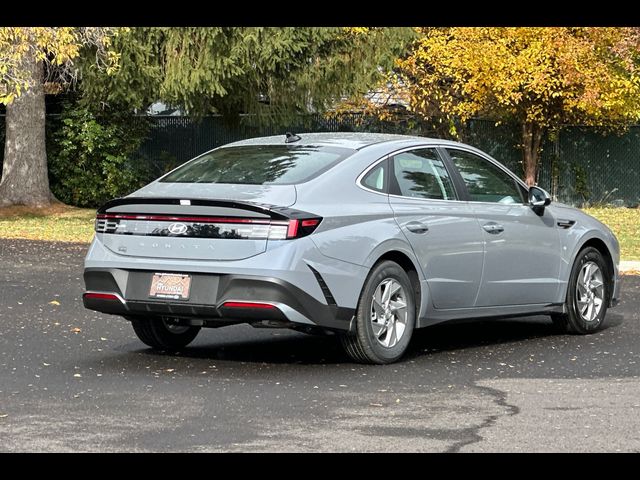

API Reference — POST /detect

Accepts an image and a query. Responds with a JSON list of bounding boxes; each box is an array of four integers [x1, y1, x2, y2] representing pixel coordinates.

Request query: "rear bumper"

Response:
[[83, 268, 355, 331]]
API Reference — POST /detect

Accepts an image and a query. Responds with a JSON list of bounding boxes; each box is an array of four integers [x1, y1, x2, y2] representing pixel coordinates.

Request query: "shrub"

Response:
[[48, 103, 151, 208]]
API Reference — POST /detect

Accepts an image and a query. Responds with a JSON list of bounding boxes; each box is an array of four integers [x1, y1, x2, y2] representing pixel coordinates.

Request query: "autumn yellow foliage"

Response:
[[0, 27, 120, 104], [397, 27, 640, 185]]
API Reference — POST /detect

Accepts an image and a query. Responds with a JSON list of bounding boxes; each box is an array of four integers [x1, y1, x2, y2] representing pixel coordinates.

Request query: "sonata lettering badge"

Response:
[[149, 273, 192, 300]]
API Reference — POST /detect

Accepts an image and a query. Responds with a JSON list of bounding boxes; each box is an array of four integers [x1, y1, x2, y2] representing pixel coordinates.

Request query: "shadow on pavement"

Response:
[[124, 311, 625, 366]]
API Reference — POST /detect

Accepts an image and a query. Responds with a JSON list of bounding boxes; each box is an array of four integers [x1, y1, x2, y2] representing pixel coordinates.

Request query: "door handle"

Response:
[[406, 222, 429, 234], [482, 223, 504, 234]]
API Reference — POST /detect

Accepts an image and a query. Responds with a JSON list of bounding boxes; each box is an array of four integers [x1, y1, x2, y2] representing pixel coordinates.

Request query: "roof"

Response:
[[225, 132, 447, 150]]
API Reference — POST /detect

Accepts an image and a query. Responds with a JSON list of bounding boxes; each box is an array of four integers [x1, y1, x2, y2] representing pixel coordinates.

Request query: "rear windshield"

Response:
[[160, 145, 356, 185]]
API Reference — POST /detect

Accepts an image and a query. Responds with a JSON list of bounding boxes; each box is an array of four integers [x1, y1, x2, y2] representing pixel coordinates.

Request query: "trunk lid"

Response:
[[96, 187, 296, 261], [132, 183, 297, 207]]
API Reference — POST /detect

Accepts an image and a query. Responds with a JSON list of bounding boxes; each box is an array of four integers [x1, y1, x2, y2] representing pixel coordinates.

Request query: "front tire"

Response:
[[340, 261, 416, 364], [130, 316, 200, 350], [551, 247, 609, 334]]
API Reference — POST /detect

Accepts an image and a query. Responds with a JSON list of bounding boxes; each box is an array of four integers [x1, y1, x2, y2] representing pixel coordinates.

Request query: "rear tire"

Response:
[[551, 247, 609, 334], [340, 261, 416, 364], [130, 317, 200, 350]]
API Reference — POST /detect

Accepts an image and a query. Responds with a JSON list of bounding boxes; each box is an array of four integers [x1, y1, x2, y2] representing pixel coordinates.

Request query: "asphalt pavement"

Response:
[[1, 238, 639, 452]]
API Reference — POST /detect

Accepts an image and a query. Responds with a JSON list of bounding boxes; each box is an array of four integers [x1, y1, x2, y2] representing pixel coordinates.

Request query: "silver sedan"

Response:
[[83, 133, 621, 364]]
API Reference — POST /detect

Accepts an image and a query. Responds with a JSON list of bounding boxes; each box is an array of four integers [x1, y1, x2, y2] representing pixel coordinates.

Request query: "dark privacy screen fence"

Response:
[[2, 114, 639, 207]]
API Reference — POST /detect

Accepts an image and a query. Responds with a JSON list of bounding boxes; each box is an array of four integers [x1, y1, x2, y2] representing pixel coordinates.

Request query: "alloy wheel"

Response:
[[575, 261, 604, 323], [370, 278, 408, 348]]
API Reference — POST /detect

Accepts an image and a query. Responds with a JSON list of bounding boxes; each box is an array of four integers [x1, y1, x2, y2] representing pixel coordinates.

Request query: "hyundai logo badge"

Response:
[[168, 223, 188, 235]]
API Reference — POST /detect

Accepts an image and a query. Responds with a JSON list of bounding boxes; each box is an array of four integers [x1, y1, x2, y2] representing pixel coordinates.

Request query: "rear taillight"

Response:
[[95, 215, 119, 234], [95, 213, 322, 240], [271, 218, 322, 240]]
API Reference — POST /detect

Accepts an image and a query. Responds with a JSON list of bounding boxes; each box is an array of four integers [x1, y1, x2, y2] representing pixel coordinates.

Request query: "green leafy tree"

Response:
[[48, 101, 150, 207], [1, 27, 412, 208], [81, 27, 414, 121], [397, 27, 640, 186]]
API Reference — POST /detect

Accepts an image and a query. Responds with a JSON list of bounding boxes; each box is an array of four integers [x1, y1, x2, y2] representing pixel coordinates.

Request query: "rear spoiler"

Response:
[[97, 197, 314, 221]]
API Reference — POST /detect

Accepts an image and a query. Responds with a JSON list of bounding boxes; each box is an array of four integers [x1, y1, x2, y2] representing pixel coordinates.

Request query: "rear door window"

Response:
[[390, 149, 457, 200]]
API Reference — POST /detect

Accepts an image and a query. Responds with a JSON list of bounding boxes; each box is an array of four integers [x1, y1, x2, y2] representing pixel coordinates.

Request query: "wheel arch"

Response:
[[568, 236, 615, 305], [369, 250, 423, 322]]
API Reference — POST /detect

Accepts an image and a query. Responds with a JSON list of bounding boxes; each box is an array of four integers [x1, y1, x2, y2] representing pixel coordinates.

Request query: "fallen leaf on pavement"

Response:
[[49, 300, 60, 306], [621, 269, 640, 276], [71, 327, 81, 333]]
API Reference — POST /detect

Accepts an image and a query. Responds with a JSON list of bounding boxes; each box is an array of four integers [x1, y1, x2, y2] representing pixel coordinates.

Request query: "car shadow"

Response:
[[405, 311, 624, 359], [128, 312, 625, 366], [152, 332, 345, 365], [406, 316, 553, 359]]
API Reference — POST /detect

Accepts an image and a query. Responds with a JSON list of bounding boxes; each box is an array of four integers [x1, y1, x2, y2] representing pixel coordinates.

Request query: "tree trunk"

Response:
[[0, 55, 51, 207], [522, 122, 544, 187]]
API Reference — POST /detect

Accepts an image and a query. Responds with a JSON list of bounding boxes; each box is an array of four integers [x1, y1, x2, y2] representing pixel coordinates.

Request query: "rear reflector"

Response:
[[221, 301, 276, 310], [83, 292, 123, 302]]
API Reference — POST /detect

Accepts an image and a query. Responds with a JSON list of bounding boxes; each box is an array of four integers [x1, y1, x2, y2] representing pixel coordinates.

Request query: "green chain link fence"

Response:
[[2, 113, 640, 207]]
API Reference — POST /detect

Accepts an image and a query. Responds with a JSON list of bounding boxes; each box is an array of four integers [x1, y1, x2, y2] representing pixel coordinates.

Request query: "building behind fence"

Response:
[[2, 114, 639, 207]]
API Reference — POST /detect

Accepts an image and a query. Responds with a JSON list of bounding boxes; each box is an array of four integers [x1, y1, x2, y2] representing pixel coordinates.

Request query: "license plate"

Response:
[[149, 273, 191, 300]]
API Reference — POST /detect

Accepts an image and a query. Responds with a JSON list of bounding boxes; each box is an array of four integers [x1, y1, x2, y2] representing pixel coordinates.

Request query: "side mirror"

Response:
[[529, 186, 551, 214]]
